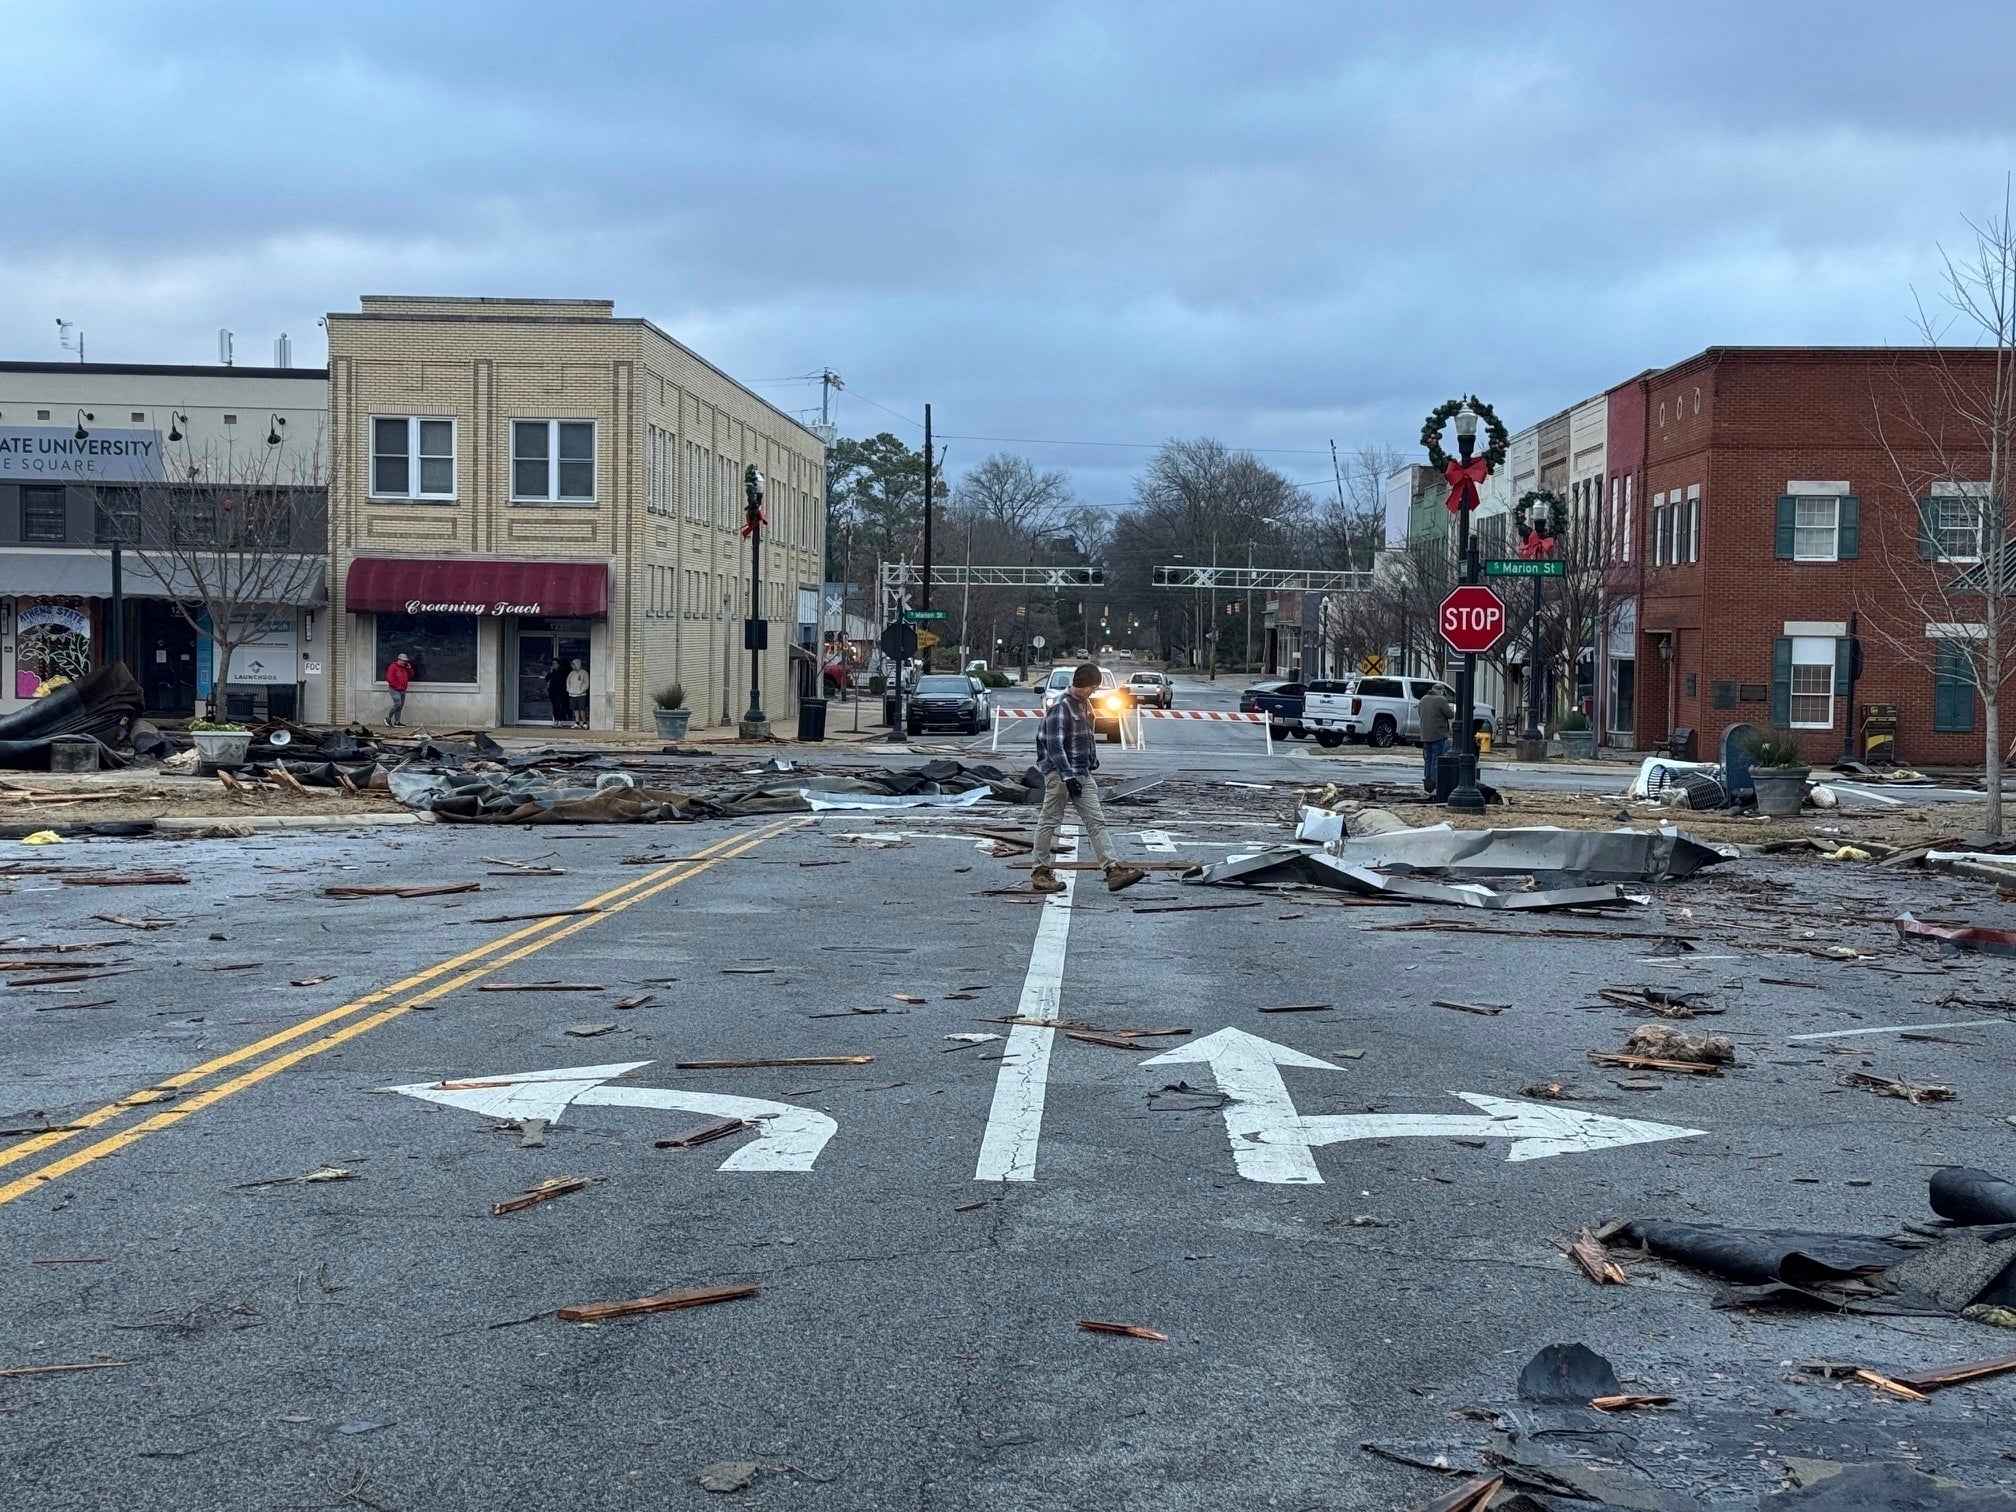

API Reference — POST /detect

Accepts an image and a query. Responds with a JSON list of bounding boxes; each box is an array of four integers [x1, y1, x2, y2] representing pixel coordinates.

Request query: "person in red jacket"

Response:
[[384, 652, 412, 727]]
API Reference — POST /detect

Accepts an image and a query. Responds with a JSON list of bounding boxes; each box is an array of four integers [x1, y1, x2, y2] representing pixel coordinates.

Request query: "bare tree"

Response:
[[954, 452, 1074, 538], [1864, 197, 2016, 835], [119, 432, 328, 721], [1313, 443, 1404, 571]]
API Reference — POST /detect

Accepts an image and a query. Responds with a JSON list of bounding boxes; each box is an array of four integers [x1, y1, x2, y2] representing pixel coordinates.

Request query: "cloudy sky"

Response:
[[7, 1, 2013, 505]]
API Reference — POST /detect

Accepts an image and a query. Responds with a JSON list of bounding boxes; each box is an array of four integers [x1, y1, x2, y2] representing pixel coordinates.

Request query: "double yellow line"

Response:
[[0, 818, 800, 1208]]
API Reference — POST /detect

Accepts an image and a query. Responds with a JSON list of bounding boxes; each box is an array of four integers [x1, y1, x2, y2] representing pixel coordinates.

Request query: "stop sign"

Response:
[[1439, 585, 1506, 655]]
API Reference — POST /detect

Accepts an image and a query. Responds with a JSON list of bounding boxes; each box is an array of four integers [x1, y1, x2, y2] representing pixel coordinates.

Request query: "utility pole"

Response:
[[920, 403, 934, 671], [816, 369, 844, 441]]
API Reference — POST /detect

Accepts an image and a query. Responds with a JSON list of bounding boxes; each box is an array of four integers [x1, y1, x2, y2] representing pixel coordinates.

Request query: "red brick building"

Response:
[[1608, 347, 2002, 766]]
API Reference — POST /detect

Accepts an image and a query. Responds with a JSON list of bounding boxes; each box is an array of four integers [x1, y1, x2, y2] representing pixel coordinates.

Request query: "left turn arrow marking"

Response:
[[386, 1061, 837, 1173]]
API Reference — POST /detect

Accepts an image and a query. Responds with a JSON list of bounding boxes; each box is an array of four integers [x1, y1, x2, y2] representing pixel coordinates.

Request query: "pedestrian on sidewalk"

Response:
[[544, 657, 570, 727], [1417, 683, 1453, 792], [1030, 663, 1146, 895], [565, 658, 590, 729], [383, 652, 412, 727]]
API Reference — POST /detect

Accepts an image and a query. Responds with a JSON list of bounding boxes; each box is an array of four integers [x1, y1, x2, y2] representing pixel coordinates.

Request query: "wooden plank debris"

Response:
[[1851, 1367, 1931, 1403], [324, 881, 480, 899], [1435, 999, 1508, 1016], [556, 1283, 758, 1324], [492, 1176, 591, 1216], [1257, 1003, 1331, 1014], [674, 1056, 873, 1070], [0, 1360, 134, 1379], [1590, 1394, 1675, 1411], [1838, 1070, 1955, 1104], [654, 1119, 753, 1150], [1889, 1352, 2016, 1392], [1077, 1320, 1168, 1341], [91, 914, 176, 931], [1569, 1229, 1628, 1285], [59, 873, 187, 887], [1587, 1051, 1723, 1076], [469, 906, 603, 924]]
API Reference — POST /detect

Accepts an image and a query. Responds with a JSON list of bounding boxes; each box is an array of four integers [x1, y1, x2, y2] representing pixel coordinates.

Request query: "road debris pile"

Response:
[[1369, 1341, 2016, 1509], [1183, 820, 1729, 912], [1600, 1166, 2016, 1324], [0, 663, 144, 771]]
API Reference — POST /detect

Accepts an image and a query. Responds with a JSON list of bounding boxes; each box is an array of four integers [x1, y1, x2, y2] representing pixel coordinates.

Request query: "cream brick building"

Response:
[[325, 296, 825, 732]]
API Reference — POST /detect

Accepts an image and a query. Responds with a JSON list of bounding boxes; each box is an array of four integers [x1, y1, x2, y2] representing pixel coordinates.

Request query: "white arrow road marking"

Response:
[[1298, 1093, 1704, 1163], [1141, 1027, 1341, 1183], [973, 865, 1076, 1182], [386, 1061, 838, 1173], [1142, 1029, 1703, 1184]]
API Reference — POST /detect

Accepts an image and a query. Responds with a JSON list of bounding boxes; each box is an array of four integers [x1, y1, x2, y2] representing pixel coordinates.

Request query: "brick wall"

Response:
[[1629, 348, 2005, 766]]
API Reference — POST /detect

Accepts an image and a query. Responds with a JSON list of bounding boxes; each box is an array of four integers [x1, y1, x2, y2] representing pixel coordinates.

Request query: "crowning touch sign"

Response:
[[402, 600, 544, 616]]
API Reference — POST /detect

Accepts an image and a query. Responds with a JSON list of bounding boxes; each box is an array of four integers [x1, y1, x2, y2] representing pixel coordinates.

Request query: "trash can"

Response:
[[882, 694, 900, 728], [797, 697, 828, 742], [1862, 703, 1898, 764]]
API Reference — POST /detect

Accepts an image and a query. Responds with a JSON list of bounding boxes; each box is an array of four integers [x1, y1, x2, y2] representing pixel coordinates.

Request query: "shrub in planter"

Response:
[[979, 670, 1011, 689], [868, 674, 888, 696], [189, 718, 252, 765], [651, 683, 691, 740], [1740, 727, 1810, 818], [1555, 709, 1596, 757]]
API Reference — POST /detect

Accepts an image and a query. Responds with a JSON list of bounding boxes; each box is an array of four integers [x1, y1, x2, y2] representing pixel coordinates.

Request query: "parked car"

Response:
[[822, 661, 856, 697], [1238, 680, 1307, 738], [1302, 676, 1497, 748], [1125, 670, 1173, 709], [1040, 664, 1133, 742], [908, 673, 994, 736]]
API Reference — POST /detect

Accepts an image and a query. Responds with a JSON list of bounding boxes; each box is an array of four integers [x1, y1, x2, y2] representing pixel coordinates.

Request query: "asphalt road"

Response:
[[925, 671, 1974, 808], [5, 800, 2016, 1510]]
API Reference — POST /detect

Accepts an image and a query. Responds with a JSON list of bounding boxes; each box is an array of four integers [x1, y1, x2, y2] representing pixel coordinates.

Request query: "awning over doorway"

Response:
[[0, 549, 326, 603], [343, 557, 609, 618]]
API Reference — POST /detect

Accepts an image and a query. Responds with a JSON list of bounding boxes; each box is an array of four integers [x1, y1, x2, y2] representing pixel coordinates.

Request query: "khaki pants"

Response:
[[1033, 773, 1117, 869]]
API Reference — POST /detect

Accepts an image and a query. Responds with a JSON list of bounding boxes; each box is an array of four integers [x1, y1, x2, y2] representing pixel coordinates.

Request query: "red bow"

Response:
[[1443, 457, 1488, 514], [739, 507, 768, 541]]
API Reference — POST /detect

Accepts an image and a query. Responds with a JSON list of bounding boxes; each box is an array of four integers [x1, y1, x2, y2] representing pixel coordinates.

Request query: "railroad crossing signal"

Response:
[[1357, 653, 1385, 675], [1439, 585, 1507, 655]]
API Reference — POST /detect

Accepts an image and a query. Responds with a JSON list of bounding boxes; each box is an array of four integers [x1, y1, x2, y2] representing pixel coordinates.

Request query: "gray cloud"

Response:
[[8, 0, 2015, 505]]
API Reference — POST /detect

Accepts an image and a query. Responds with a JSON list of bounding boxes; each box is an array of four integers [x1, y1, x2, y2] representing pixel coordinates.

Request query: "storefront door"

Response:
[[136, 602, 199, 717], [507, 618, 592, 725], [1608, 657, 1636, 740]]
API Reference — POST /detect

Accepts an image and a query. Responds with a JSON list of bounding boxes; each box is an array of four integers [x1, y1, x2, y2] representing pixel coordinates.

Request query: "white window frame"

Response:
[[1930, 481, 1988, 563], [510, 419, 598, 505], [369, 415, 457, 501], [1684, 484, 1702, 564], [1788, 635, 1835, 729], [1791, 496, 1840, 562]]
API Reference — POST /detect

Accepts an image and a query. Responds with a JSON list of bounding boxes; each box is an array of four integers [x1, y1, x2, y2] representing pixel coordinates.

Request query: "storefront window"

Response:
[[374, 612, 478, 684]]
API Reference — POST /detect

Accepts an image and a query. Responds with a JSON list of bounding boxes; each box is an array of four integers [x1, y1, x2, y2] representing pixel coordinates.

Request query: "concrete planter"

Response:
[[1752, 764, 1811, 818], [191, 730, 251, 766], [1557, 730, 1597, 759], [653, 707, 692, 740]]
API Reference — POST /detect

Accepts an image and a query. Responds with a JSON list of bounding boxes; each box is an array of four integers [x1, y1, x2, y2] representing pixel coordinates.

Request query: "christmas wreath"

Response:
[[1515, 489, 1564, 558], [1420, 396, 1510, 472]]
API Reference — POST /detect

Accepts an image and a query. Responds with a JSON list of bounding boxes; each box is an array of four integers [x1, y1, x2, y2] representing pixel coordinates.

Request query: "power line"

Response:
[[938, 432, 1331, 455]]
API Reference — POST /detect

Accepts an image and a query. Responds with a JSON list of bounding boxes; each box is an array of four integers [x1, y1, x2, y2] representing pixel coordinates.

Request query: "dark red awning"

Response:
[[343, 557, 609, 618]]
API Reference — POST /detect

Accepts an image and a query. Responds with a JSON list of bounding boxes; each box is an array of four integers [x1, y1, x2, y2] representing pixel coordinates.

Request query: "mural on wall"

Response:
[[15, 602, 92, 698]]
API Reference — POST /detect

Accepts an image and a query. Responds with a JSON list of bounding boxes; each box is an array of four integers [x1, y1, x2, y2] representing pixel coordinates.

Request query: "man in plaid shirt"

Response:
[[1030, 664, 1146, 894]]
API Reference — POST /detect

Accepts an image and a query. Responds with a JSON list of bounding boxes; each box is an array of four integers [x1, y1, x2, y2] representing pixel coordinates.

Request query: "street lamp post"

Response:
[[1446, 407, 1487, 814], [739, 464, 770, 738]]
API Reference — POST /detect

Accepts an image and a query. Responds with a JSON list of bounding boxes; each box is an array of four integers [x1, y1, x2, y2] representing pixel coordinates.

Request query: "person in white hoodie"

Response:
[[565, 658, 590, 729]]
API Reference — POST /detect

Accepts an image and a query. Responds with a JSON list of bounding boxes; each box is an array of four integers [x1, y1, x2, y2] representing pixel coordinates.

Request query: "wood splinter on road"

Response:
[[492, 1176, 593, 1216], [1568, 1229, 1629, 1286], [655, 1119, 754, 1149], [674, 1056, 873, 1070], [0, 1360, 135, 1379], [556, 1283, 759, 1324], [1077, 1321, 1169, 1342]]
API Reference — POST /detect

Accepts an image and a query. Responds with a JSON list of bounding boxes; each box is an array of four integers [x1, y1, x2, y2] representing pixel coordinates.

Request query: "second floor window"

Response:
[[513, 420, 596, 503], [1923, 484, 1989, 562], [1776, 491, 1859, 562], [372, 417, 456, 500], [21, 486, 67, 542]]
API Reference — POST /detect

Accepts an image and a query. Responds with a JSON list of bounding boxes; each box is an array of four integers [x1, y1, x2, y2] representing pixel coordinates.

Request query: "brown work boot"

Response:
[[1104, 863, 1147, 893], [1030, 865, 1065, 894]]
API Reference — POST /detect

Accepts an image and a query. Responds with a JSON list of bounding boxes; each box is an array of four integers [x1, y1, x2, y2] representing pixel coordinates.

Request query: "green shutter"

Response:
[[1838, 496, 1860, 559], [1934, 642, 1977, 733], [1771, 636, 1792, 726], [1775, 496, 1796, 558], [1834, 636, 1852, 696], [1918, 498, 1938, 560]]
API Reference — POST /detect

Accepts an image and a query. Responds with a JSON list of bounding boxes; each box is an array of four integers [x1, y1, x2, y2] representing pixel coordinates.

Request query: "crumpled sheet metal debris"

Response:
[[1183, 846, 1632, 911], [801, 786, 988, 812], [1332, 824, 1728, 882], [1896, 914, 2016, 959], [1760, 1462, 2016, 1509], [0, 663, 144, 770]]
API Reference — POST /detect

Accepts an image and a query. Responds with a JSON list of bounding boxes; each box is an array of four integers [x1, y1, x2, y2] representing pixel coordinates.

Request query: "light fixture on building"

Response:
[[74, 410, 94, 440], [266, 414, 287, 446], [167, 412, 187, 442]]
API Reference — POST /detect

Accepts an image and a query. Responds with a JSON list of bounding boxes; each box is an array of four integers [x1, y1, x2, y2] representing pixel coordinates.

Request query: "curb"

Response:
[[155, 812, 435, 832]]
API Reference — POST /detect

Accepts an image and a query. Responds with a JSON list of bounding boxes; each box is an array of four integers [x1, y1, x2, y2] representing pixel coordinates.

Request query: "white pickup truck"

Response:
[[1302, 675, 1497, 749]]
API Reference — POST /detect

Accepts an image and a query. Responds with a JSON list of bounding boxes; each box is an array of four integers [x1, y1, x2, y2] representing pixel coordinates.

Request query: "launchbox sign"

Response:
[[0, 427, 164, 481]]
